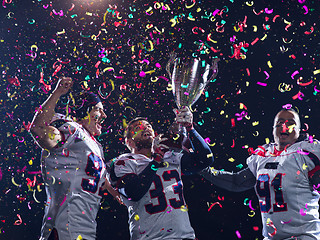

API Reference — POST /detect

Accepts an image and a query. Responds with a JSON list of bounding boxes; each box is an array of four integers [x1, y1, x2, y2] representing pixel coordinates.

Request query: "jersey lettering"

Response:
[[81, 152, 103, 194], [145, 175, 167, 214], [145, 170, 185, 214], [163, 170, 184, 209], [256, 173, 287, 213]]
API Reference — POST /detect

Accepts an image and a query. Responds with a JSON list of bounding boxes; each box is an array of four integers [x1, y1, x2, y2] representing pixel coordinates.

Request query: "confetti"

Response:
[[1, 0, 319, 239]]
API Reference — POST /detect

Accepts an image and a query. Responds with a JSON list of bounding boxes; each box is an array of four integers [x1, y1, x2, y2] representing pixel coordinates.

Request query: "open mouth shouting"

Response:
[[280, 132, 289, 139], [96, 117, 105, 132]]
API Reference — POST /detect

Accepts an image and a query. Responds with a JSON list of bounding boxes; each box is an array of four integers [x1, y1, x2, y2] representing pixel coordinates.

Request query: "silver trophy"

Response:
[[166, 53, 219, 109], [165, 53, 219, 146]]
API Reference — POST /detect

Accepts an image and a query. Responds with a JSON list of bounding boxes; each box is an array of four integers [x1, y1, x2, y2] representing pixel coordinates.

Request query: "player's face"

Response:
[[273, 110, 300, 150], [130, 120, 155, 151], [83, 102, 107, 136]]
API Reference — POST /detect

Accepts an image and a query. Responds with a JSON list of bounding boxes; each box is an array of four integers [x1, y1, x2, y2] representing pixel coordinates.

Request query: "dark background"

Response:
[[0, 0, 319, 239]]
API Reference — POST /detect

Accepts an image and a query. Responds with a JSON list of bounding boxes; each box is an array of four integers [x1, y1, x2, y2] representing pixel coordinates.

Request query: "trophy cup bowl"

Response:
[[166, 53, 219, 109], [163, 53, 219, 149]]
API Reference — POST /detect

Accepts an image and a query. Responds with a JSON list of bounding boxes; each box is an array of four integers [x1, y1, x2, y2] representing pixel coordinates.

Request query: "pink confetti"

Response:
[[291, 70, 299, 79], [281, 218, 293, 224], [60, 195, 67, 206], [257, 82, 267, 86], [208, 202, 222, 211], [300, 204, 308, 216], [139, 71, 146, 77]]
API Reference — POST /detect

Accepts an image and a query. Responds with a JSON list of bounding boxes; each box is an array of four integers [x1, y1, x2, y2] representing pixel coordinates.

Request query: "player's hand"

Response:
[[174, 106, 193, 129], [101, 179, 124, 205], [152, 134, 169, 160], [53, 77, 73, 96]]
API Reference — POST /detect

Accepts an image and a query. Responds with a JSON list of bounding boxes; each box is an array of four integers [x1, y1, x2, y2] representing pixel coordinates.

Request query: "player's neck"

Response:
[[133, 148, 152, 158]]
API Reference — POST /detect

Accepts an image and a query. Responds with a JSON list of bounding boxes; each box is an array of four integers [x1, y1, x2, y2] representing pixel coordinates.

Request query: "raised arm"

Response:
[[30, 77, 73, 150], [201, 167, 256, 192], [181, 128, 214, 174], [172, 107, 214, 174]]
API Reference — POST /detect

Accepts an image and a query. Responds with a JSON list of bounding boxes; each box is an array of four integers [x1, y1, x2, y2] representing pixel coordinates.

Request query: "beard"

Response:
[[134, 138, 153, 151]]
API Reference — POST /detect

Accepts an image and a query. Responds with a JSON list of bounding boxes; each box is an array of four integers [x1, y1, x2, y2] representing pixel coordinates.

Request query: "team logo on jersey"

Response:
[[264, 162, 279, 169]]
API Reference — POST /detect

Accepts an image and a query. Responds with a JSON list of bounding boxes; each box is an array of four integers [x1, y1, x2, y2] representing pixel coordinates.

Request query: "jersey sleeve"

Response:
[[111, 155, 136, 178], [48, 121, 79, 149], [180, 129, 214, 174], [58, 122, 77, 141], [201, 167, 256, 192], [246, 154, 259, 177], [299, 141, 320, 186], [109, 155, 162, 201]]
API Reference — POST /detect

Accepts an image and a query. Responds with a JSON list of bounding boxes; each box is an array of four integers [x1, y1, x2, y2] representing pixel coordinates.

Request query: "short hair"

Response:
[[70, 92, 101, 120], [124, 117, 149, 140]]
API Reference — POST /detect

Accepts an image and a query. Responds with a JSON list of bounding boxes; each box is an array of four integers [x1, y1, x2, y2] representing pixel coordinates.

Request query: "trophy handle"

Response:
[[208, 58, 220, 82]]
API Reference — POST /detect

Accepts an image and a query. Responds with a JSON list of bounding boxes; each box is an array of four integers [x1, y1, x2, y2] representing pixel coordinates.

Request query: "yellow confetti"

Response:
[[134, 215, 140, 221], [185, 0, 195, 8], [169, 18, 177, 27], [252, 121, 259, 126], [261, 34, 268, 41], [267, 60, 273, 68], [253, 131, 259, 136], [245, 1, 254, 6], [228, 158, 235, 162], [122, 119, 128, 128], [173, 134, 180, 140], [207, 153, 213, 158], [150, 77, 158, 82], [265, 138, 270, 144], [30, 44, 38, 52], [76, 235, 83, 240], [48, 132, 55, 140], [11, 177, 20, 187], [144, 70, 155, 74], [283, 19, 292, 25], [313, 69, 320, 75], [33, 189, 40, 203], [180, 205, 188, 212], [56, 29, 66, 35], [287, 124, 295, 133], [28, 160, 33, 165], [252, 25, 258, 32], [248, 210, 255, 217], [302, 164, 308, 170]]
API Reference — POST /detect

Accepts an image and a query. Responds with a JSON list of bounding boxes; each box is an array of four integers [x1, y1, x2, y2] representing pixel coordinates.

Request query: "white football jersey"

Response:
[[39, 121, 106, 240], [112, 151, 196, 240], [247, 141, 320, 240]]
